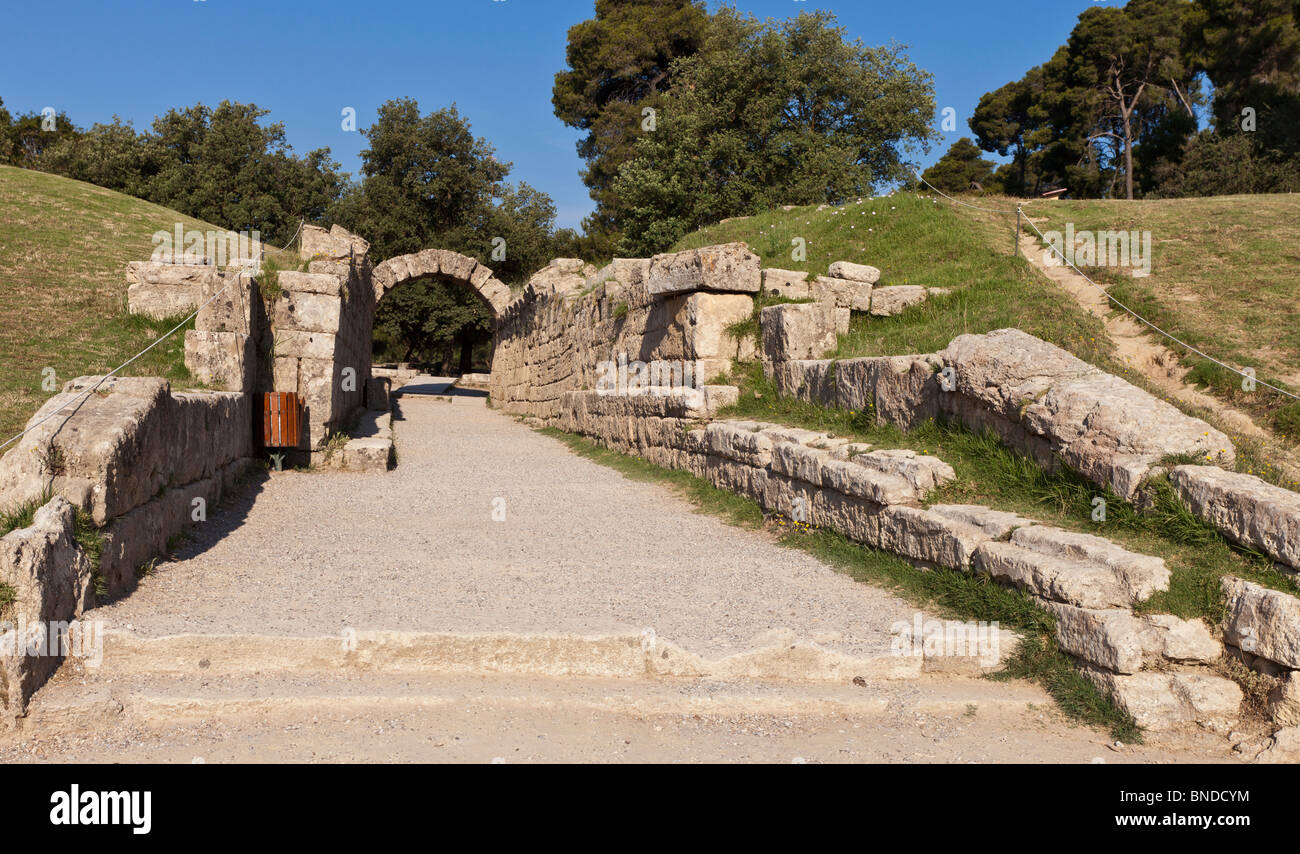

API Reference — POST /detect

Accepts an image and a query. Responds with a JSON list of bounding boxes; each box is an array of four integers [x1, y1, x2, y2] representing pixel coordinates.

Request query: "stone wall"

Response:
[[491, 244, 760, 420], [271, 225, 376, 451], [557, 389, 1241, 732], [0, 376, 258, 718], [489, 245, 1289, 737], [769, 328, 1236, 502]]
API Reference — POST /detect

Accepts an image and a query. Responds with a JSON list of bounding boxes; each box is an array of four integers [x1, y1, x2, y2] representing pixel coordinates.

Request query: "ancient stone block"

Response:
[[1170, 466, 1300, 569], [827, 261, 881, 285], [647, 244, 762, 296], [760, 303, 838, 362], [1222, 576, 1300, 669], [681, 293, 753, 360], [1085, 669, 1242, 731], [810, 276, 872, 311], [184, 330, 254, 392], [0, 497, 94, 718], [974, 525, 1169, 609], [761, 269, 813, 299], [277, 271, 343, 296], [869, 285, 928, 317]]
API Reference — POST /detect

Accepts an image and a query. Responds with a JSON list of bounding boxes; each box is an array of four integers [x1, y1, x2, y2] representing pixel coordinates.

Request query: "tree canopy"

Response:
[[966, 0, 1299, 199], [612, 8, 935, 255], [552, 0, 709, 255]]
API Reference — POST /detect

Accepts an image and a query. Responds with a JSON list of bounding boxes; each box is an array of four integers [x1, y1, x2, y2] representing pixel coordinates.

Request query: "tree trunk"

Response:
[[458, 337, 474, 375], [1123, 121, 1134, 201]]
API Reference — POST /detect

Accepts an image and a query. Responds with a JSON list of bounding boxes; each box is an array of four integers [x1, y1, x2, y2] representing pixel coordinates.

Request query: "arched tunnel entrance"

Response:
[[370, 250, 512, 377]]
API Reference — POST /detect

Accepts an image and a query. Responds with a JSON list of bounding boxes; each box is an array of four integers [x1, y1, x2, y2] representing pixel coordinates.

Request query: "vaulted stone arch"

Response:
[[371, 249, 512, 317]]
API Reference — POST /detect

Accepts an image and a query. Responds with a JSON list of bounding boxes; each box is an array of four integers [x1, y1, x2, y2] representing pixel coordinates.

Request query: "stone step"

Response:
[[973, 526, 1170, 609], [16, 670, 1087, 763], [70, 629, 1016, 683], [26, 670, 1049, 732]]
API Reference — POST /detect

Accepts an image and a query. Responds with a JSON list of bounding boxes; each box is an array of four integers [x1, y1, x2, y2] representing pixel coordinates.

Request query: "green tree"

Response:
[[1062, 0, 1200, 199], [145, 101, 344, 244], [374, 278, 493, 372], [1187, 0, 1300, 154], [922, 138, 998, 193], [1, 107, 78, 166], [37, 117, 159, 197], [333, 98, 565, 284], [969, 67, 1054, 195], [552, 0, 709, 254], [613, 8, 936, 255]]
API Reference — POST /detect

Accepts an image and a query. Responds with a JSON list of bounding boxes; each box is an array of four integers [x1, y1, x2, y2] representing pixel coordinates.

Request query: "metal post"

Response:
[[1015, 205, 1022, 257]]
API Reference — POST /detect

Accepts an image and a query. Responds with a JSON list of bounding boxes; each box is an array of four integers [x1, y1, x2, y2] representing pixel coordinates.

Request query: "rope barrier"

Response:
[[1018, 216, 1300, 403], [0, 220, 305, 454], [911, 168, 1298, 403]]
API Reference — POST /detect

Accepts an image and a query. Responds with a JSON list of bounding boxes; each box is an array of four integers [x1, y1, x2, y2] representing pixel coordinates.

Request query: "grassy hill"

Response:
[[673, 191, 1299, 482], [1016, 195, 1300, 438], [674, 193, 1111, 365], [0, 166, 263, 441]]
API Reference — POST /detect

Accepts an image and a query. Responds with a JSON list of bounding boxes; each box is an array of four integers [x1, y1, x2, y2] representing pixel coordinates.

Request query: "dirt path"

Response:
[[0, 394, 1239, 763]]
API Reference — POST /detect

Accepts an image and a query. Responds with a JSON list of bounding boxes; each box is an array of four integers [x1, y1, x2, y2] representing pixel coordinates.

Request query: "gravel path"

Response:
[[91, 395, 920, 659]]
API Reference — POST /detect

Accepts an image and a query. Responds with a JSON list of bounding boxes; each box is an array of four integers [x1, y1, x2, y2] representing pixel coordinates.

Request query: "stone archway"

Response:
[[371, 249, 512, 317]]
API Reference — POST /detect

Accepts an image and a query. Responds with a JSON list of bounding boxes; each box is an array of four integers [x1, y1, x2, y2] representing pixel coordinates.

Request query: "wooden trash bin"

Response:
[[262, 392, 302, 449]]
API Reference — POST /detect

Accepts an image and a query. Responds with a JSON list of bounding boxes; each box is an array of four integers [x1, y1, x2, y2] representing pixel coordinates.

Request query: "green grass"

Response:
[[542, 423, 1140, 741], [721, 360, 1294, 620], [675, 191, 1300, 488], [672, 193, 1111, 366], [0, 492, 46, 537], [1014, 195, 1300, 461], [0, 165, 294, 441]]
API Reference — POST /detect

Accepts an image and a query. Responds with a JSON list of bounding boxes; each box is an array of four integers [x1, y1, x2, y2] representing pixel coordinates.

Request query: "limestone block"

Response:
[[274, 330, 337, 361], [705, 422, 775, 468], [1086, 669, 1242, 731], [869, 285, 928, 317], [1221, 576, 1300, 669], [940, 329, 1234, 500], [184, 330, 254, 392], [127, 282, 201, 320], [827, 261, 882, 285], [1170, 466, 1300, 569], [974, 525, 1170, 609], [679, 293, 753, 360], [647, 244, 762, 296], [277, 271, 343, 296], [851, 449, 955, 493], [301, 224, 369, 262], [761, 269, 813, 299], [0, 497, 94, 716], [761, 303, 838, 362], [1268, 672, 1300, 726], [275, 290, 342, 334], [810, 276, 872, 311]]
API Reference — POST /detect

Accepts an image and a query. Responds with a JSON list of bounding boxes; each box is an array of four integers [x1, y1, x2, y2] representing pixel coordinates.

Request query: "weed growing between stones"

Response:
[[73, 509, 104, 600], [0, 493, 45, 537], [540, 425, 1142, 742]]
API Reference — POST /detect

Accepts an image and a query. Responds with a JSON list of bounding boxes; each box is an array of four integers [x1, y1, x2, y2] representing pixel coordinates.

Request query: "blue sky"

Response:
[[1, 0, 1103, 229]]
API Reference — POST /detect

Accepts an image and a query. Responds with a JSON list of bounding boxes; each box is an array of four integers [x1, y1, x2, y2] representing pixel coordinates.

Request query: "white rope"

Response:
[[913, 171, 1027, 215], [1020, 216, 1300, 403], [909, 166, 1299, 404], [0, 220, 305, 454]]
